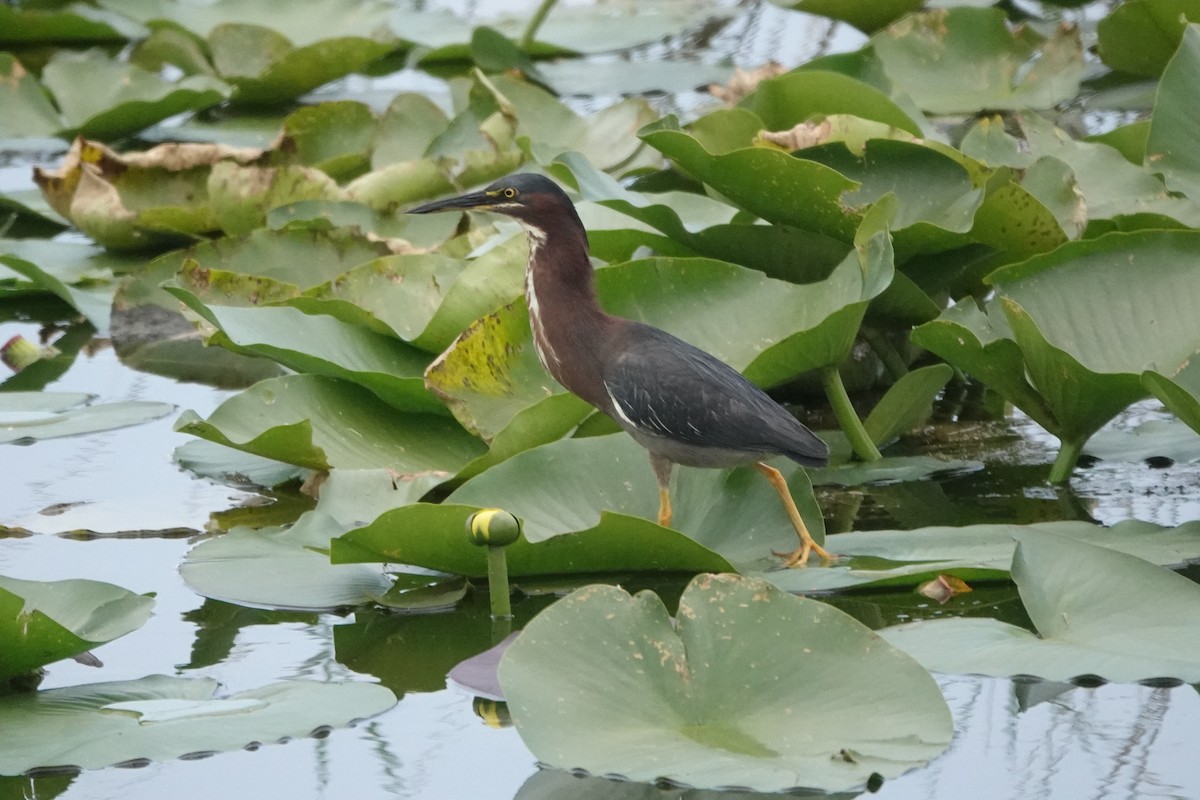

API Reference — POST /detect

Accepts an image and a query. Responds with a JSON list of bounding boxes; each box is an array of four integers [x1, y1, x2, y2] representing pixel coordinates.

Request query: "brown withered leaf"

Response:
[[917, 574, 973, 604], [708, 62, 786, 106]]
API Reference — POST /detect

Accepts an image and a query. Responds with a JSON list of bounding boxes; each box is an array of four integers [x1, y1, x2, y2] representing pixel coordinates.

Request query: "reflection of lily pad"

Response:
[[881, 531, 1200, 681], [0, 575, 154, 683], [499, 573, 952, 792], [0, 674, 396, 773]]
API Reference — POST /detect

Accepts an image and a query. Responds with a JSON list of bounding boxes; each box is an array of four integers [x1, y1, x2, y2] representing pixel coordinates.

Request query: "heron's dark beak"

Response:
[[407, 190, 494, 214]]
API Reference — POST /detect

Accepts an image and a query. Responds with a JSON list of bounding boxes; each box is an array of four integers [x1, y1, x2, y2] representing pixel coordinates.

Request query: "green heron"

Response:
[[410, 174, 833, 567]]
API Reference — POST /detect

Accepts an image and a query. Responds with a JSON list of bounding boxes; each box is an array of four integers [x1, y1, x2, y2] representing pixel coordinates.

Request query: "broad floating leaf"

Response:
[[446, 433, 821, 571], [0, 575, 154, 683], [0, 674, 396, 773], [881, 531, 1200, 682], [498, 573, 952, 792], [0, 392, 173, 444], [41, 48, 229, 139], [760, 519, 1200, 594], [174, 373, 485, 472], [332, 503, 733, 579], [872, 8, 1084, 114], [1096, 0, 1198, 77], [1146, 25, 1200, 199], [181, 468, 444, 609]]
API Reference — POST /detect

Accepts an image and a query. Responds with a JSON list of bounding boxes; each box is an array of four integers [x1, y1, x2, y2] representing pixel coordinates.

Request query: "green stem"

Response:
[[821, 366, 883, 462], [520, 0, 559, 50], [486, 545, 512, 619], [861, 327, 908, 381], [1048, 436, 1083, 484]]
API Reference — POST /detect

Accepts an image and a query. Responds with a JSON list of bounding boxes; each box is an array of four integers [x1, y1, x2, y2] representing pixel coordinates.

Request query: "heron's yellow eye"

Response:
[[503, 187, 517, 199]]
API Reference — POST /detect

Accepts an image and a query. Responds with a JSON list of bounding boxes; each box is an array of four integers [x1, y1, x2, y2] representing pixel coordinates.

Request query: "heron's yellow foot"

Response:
[[772, 538, 836, 568], [754, 461, 836, 568], [657, 487, 673, 528]]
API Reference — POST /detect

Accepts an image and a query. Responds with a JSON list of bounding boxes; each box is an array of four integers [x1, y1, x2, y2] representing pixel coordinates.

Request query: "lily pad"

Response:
[[0, 392, 174, 444], [1096, 0, 1200, 77], [763, 518, 1200, 594], [447, 432, 821, 571], [498, 573, 952, 793], [181, 468, 446, 609], [163, 226, 397, 314], [40, 48, 229, 139], [1145, 24, 1200, 199], [174, 373, 485, 472], [768, 0, 922, 33], [0, 674, 396, 773], [0, 54, 63, 139], [864, 363, 954, 446], [881, 531, 1200, 682], [871, 8, 1084, 114], [332, 502, 733, 579], [0, 575, 154, 684], [166, 296, 443, 413]]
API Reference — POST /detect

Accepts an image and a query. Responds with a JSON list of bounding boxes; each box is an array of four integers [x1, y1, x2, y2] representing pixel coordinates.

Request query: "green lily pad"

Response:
[[498, 573, 952, 792], [0, 252, 116, 333], [917, 230, 1200, 479], [1096, 0, 1200, 77], [0, 3, 143, 44], [174, 373, 485, 472], [165, 296, 443, 414], [0, 575, 154, 683], [0, 392, 174, 444], [180, 467, 445, 609], [162, 226, 396, 306], [760, 519, 1200, 594], [1143, 359, 1200, 435], [881, 530, 1200, 681], [1013, 113, 1199, 224], [0, 54, 63, 139], [738, 69, 923, 136], [450, 433, 820, 570], [864, 364, 954, 446], [41, 48, 229, 139], [290, 233, 528, 353], [1084, 416, 1200, 463], [911, 300, 1056, 434], [768, 0, 923, 33], [173, 439, 308, 488], [207, 22, 396, 105], [331, 503, 732, 579], [1145, 25, 1200, 199], [0, 674, 396, 773], [871, 8, 1084, 114], [277, 100, 375, 179]]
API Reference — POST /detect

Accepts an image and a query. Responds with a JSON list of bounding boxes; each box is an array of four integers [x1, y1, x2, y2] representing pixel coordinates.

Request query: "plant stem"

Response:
[[821, 366, 883, 462], [1048, 436, 1083, 484], [861, 327, 908, 381], [520, 0, 559, 50], [486, 545, 512, 619]]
